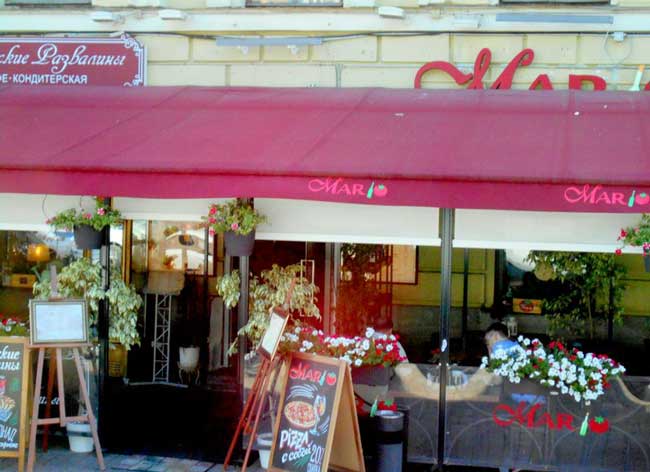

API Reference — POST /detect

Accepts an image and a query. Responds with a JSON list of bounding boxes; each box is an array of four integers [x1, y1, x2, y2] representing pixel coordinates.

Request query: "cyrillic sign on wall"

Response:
[[0, 35, 146, 86]]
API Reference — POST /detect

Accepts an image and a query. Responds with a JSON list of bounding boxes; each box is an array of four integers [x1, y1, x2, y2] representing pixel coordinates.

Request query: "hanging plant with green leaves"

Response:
[[216, 264, 320, 355], [526, 251, 626, 340], [33, 258, 142, 350]]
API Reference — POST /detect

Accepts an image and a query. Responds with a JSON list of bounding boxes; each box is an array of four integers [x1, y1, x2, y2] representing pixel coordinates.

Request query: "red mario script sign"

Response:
[[0, 35, 146, 86], [414, 48, 649, 91]]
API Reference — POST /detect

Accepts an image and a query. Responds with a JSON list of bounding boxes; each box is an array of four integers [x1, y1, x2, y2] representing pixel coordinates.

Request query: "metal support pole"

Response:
[[332, 243, 342, 335], [97, 220, 110, 443], [437, 208, 454, 471], [461, 248, 469, 352], [323, 243, 333, 335], [237, 255, 250, 393]]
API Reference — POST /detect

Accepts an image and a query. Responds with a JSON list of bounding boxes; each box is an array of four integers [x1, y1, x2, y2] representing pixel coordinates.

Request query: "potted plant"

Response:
[[47, 197, 121, 250], [616, 214, 650, 272], [216, 263, 320, 355], [204, 199, 266, 257]]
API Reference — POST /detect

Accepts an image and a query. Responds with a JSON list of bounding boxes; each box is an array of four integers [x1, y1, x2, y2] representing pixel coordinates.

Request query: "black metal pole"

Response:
[[437, 208, 454, 471], [461, 248, 469, 352], [607, 279, 614, 343], [237, 255, 250, 393], [97, 212, 110, 444]]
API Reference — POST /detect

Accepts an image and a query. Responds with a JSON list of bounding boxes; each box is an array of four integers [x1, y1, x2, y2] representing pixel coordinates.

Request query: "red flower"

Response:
[[533, 364, 539, 369], [615, 249, 622, 255], [1, 319, 7, 326], [209, 207, 217, 215], [620, 229, 627, 239]]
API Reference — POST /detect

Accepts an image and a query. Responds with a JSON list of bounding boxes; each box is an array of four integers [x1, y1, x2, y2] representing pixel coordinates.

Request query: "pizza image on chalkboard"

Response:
[[284, 400, 317, 430], [0, 395, 16, 422]]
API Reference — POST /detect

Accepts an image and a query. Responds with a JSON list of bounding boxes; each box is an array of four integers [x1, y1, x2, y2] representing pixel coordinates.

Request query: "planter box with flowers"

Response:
[[480, 336, 625, 405], [616, 213, 650, 272], [279, 324, 406, 398], [47, 197, 121, 250], [204, 199, 266, 257]]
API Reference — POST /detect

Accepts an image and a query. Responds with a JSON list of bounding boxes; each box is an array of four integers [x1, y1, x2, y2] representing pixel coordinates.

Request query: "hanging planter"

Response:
[[616, 214, 650, 272], [73, 225, 103, 250], [224, 230, 256, 257], [203, 199, 266, 257], [47, 197, 121, 250]]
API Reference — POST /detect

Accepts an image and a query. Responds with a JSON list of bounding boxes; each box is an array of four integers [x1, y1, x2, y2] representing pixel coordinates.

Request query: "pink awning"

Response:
[[1, 85, 649, 212]]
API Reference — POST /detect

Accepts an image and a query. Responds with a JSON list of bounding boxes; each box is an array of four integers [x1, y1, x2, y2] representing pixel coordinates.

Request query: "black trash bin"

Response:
[[374, 410, 406, 472]]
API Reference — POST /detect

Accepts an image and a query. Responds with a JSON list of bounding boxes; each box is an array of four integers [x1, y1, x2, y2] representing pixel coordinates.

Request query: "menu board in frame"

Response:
[[29, 299, 89, 345], [0, 337, 30, 472], [257, 307, 289, 360]]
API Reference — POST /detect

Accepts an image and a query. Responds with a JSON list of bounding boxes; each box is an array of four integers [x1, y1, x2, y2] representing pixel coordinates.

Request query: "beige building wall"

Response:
[[136, 32, 650, 90]]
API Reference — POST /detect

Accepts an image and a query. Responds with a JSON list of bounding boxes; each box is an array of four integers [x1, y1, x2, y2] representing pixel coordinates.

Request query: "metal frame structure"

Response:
[[152, 293, 173, 383]]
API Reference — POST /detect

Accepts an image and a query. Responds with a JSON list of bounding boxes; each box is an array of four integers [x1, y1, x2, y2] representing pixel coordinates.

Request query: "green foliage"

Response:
[[204, 199, 266, 236], [216, 264, 320, 355], [47, 197, 122, 231], [335, 244, 390, 336], [526, 251, 627, 340], [618, 214, 650, 252], [32, 258, 141, 350], [216, 270, 240, 309]]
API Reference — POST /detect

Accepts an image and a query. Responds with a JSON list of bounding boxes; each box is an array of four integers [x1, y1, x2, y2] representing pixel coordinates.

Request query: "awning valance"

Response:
[[1, 85, 649, 213]]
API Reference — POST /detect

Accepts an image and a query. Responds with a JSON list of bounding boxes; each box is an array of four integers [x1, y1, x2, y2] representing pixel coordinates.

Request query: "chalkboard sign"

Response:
[[269, 353, 364, 472], [0, 338, 29, 471]]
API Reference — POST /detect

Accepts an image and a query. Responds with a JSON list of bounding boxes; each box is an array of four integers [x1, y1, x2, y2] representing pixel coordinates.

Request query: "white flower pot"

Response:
[[179, 346, 200, 370], [257, 433, 273, 469], [67, 422, 94, 453]]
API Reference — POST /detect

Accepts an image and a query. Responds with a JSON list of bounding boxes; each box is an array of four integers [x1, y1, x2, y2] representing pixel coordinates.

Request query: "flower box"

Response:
[[351, 365, 393, 386]]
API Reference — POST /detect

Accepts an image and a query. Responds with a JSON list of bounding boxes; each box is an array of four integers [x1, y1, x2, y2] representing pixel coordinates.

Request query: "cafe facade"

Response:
[[1, 1, 650, 470]]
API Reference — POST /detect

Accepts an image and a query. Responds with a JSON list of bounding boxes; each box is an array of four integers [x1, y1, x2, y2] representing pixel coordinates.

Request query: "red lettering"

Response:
[[491, 49, 535, 90], [352, 184, 364, 196], [290, 362, 307, 380], [523, 403, 542, 428], [466, 49, 491, 89], [529, 74, 554, 90], [556, 413, 575, 431], [569, 75, 607, 91], [414, 49, 610, 91], [414, 60, 472, 89], [492, 404, 516, 427], [611, 193, 625, 206], [534, 412, 556, 429]]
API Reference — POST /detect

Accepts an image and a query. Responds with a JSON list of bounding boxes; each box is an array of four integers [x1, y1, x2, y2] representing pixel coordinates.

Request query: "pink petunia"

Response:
[[619, 229, 627, 239], [97, 208, 106, 216], [231, 222, 239, 231], [209, 207, 217, 216], [615, 249, 622, 255], [209, 217, 216, 224], [83, 213, 92, 219]]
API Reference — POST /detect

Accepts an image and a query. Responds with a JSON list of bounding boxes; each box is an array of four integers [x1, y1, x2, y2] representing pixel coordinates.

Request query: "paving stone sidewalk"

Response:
[[0, 449, 264, 472]]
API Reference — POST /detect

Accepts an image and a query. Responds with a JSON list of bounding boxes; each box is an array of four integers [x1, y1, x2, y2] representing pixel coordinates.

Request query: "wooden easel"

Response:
[[223, 355, 283, 472], [27, 344, 105, 472]]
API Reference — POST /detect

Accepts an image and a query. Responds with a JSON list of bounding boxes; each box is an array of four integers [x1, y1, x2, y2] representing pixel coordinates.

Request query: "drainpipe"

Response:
[[437, 208, 454, 470]]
